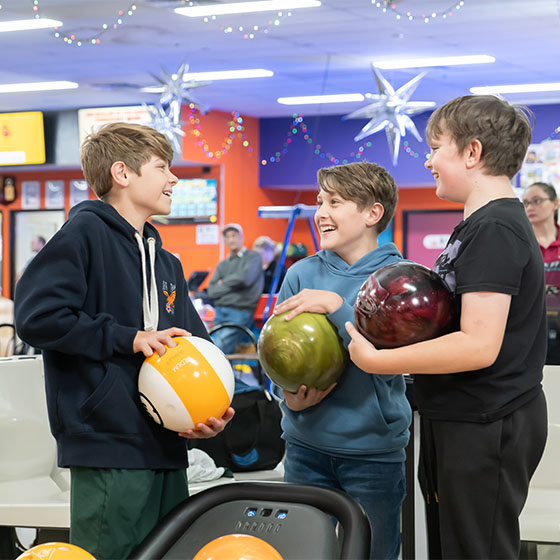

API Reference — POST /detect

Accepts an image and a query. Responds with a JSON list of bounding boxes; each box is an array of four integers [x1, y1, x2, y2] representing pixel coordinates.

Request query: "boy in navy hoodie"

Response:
[[14, 122, 234, 560], [273, 161, 411, 560]]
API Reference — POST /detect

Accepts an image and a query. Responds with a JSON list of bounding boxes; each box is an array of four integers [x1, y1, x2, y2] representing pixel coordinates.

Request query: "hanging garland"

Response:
[[260, 114, 384, 167], [29, 0, 137, 46], [372, 1, 466, 23], [186, 106, 254, 159], [182, 0, 294, 39]]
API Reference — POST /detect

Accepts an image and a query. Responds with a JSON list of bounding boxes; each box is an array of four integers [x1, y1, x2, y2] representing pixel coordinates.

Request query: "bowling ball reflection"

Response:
[[354, 262, 455, 349], [257, 311, 347, 393]]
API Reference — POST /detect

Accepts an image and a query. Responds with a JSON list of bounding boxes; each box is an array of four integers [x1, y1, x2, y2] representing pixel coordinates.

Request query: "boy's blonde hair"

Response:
[[426, 95, 532, 179], [81, 122, 174, 200], [317, 161, 397, 233]]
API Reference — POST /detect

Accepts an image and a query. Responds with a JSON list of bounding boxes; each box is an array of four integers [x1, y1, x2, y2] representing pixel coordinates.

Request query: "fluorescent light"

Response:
[[140, 69, 273, 92], [373, 55, 495, 70], [184, 69, 273, 81], [0, 81, 78, 93], [0, 18, 62, 32], [471, 83, 560, 94], [277, 94, 365, 105], [175, 1, 321, 17]]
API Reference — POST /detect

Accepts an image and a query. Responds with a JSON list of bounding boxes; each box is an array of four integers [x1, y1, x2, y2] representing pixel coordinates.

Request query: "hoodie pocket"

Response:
[[80, 363, 142, 433]]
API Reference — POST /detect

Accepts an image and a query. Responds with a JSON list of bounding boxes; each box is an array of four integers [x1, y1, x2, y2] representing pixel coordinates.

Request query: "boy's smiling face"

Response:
[[127, 155, 178, 219], [425, 129, 469, 203], [314, 188, 380, 264]]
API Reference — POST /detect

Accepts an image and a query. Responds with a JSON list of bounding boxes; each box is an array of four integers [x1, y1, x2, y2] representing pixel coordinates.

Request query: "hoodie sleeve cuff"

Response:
[[111, 324, 140, 355], [327, 300, 355, 346]]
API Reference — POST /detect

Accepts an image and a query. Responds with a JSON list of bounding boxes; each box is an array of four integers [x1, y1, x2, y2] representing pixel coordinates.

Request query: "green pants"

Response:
[[70, 467, 189, 560]]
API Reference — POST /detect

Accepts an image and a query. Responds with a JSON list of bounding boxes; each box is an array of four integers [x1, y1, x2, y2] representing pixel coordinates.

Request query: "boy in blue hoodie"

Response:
[[273, 161, 411, 560], [14, 122, 234, 560]]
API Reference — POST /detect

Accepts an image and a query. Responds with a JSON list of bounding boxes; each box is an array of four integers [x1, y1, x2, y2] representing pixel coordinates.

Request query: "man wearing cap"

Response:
[[207, 223, 264, 354]]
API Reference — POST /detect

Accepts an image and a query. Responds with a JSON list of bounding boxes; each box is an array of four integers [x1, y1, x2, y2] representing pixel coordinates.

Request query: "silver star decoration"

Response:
[[144, 102, 186, 157], [343, 65, 436, 165], [142, 62, 210, 117]]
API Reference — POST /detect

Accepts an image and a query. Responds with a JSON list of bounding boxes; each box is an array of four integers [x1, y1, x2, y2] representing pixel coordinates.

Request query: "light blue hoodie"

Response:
[[277, 243, 411, 461]]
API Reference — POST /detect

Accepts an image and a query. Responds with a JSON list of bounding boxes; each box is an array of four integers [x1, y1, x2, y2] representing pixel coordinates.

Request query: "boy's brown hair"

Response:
[[317, 161, 397, 233], [81, 122, 174, 200], [426, 94, 532, 179]]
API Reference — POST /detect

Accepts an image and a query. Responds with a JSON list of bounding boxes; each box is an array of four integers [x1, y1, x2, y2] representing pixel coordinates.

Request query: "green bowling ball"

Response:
[[257, 311, 347, 393]]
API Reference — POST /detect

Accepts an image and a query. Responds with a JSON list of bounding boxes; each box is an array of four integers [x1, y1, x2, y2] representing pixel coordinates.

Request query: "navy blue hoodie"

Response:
[[14, 200, 210, 469]]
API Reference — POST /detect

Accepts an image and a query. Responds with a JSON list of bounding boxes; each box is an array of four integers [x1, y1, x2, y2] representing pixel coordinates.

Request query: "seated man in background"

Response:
[[253, 235, 287, 293], [207, 223, 264, 354]]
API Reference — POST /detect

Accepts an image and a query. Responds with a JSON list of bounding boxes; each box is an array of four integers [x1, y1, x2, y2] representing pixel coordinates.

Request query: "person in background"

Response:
[[523, 181, 560, 364], [16, 235, 46, 283], [207, 223, 264, 354], [253, 235, 287, 293]]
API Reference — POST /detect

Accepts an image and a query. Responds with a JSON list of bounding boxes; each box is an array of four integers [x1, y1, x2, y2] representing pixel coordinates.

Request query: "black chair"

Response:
[[209, 322, 264, 386], [131, 482, 371, 560]]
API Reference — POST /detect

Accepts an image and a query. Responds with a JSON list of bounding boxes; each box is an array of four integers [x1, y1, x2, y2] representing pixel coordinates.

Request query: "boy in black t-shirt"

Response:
[[345, 95, 548, 559]]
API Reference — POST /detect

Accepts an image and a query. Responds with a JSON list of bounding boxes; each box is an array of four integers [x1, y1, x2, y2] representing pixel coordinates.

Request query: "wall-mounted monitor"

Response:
[[0, 111, 46, 165], [152, 178, 218, 224]]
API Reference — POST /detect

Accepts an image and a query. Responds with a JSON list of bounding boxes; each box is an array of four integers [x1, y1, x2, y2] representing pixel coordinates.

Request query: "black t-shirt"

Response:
[[414, 198, 546, 423]]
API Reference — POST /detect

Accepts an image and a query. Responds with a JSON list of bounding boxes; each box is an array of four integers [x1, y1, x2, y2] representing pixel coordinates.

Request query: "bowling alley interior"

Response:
[[1, 1, 560, 559]]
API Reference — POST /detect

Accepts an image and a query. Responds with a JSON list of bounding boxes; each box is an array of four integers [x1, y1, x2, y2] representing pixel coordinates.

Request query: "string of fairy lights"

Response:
[[181, 0, 294, 40], [183, 109, 429, 165], [15, 0, 137, 46], [186, 106, 253, 159], [372, 0, 466, 23]]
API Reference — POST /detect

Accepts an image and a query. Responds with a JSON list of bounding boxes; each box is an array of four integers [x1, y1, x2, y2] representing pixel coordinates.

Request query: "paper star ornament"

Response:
[[343, 65, 436, 165], [144, 102, 186, 157]]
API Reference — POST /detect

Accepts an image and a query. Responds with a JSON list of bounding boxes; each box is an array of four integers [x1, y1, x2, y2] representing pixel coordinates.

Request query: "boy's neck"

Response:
[[463, 174, 517, 220], [335, 238, 379, 266], [107, 197, 147, 234]]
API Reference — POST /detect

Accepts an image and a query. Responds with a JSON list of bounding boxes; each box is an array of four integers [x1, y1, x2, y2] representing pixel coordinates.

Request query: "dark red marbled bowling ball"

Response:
[[354, 262, 455, 349]]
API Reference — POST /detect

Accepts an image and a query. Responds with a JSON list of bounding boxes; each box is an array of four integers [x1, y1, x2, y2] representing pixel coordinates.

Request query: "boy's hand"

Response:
[[283, 382, 337, 411], [345, 321, 379, 373], [274, 289, 343, 320], [133, 327, 191, 357], [178, 407, 235, 439]]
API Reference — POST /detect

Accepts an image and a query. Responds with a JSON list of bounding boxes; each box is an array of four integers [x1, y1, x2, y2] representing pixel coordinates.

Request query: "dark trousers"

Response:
[[418, 391, 548, 560]]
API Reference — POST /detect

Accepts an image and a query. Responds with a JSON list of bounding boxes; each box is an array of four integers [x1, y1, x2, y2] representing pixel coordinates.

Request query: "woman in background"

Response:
[[523, 181, 560, 364]]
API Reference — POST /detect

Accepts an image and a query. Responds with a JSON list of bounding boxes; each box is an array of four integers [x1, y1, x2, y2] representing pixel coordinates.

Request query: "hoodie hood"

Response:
[[68, 200, 163, 249], [315, 242, 403, 277], [69, 200, 161, 331]]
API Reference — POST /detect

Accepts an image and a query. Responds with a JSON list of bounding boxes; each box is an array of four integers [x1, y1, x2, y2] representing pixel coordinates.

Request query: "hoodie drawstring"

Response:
[[134, 232, 159, 332]]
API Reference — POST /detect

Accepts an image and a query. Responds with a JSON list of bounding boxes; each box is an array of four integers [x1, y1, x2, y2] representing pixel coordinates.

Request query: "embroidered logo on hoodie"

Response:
[[162, 281, 176, 314]]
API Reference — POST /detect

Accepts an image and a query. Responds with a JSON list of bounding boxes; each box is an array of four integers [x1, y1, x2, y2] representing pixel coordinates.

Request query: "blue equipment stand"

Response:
[[257, 204, 319, 322]]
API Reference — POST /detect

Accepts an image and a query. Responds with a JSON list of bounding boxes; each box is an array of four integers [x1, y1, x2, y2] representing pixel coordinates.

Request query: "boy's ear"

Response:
[[366, 202, 385, 227], [465, 138, 483, 169], [110, 161, 129, 187]]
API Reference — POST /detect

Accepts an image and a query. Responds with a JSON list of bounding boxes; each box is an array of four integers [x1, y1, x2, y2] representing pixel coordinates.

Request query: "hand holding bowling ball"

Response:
[[138, 336, 235, 432], [257, 311, 347, 393], [354, 262, 455, 349]]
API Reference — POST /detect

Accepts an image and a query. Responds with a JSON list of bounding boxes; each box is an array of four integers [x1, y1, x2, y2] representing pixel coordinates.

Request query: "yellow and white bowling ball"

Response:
[[138, 336, 234, 432]]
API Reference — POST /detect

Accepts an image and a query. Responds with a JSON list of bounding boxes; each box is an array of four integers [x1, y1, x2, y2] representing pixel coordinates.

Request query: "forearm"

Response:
[[368, 329, 500, 375]]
